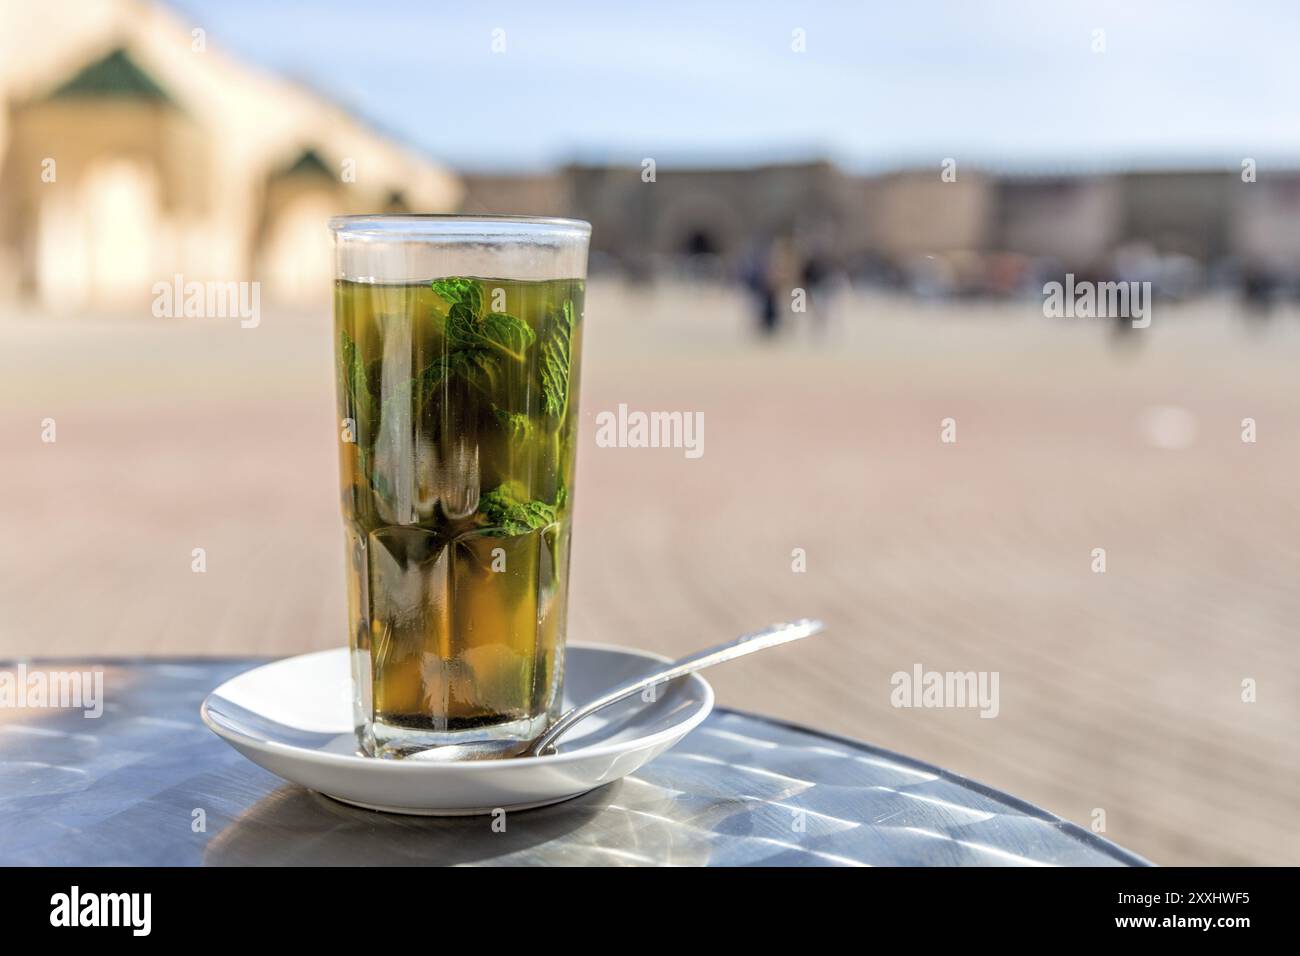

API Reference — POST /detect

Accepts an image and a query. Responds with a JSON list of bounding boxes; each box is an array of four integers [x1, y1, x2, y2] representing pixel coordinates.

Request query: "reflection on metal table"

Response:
[[0, 659, 1149, 866]]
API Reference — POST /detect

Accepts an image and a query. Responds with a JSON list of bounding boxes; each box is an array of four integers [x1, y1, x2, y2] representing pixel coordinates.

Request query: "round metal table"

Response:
[[0, 659, 1148, 866]]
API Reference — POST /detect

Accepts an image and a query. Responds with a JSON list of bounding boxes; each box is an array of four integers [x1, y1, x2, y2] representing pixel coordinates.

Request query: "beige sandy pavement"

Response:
[[1, 280, 1298, 866]]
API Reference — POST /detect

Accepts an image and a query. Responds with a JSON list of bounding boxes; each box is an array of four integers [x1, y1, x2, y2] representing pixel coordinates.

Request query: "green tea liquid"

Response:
[[334, 276, 583, 757]]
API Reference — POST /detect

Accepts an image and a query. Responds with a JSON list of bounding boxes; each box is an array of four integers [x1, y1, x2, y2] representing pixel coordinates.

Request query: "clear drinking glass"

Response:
[[329, 216, 590, 759]]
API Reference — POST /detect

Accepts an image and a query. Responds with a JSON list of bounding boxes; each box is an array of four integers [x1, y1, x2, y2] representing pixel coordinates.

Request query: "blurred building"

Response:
[[463, 161, 859, 278], [1118, 171, 1234, 265], [464, 161, 1287, 299], [0, 0, 461, 310], [994, 176, 1122, 267], [863, 169, 993, 260], [1230, 173, 1300, 273], [460, 173, 574, 222]]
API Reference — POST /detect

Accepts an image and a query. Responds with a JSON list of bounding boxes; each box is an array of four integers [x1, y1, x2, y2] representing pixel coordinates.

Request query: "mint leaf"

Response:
[[448, 349, 504, 393], [444, 300, 483, 350], [480, 311, 536, 361], [540, 298, 576, 419], [374, 352, 451, 425], [338, 327, 374, 425], [478, 481, 557, 536], [431, 277, 482, 316], [390, 282, 533, 408], [493, 405, 533, 441], [446, 298, 535, 364], [338, 328, 378, 478], [338, 330, 357, 387]]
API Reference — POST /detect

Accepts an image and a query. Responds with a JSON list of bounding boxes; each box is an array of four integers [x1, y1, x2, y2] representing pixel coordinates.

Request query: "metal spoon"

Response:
[[523, 618, 825, 757]]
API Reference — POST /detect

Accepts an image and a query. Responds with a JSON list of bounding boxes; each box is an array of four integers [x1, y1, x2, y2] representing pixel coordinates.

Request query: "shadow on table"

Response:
[[203, 778, 708, 865]]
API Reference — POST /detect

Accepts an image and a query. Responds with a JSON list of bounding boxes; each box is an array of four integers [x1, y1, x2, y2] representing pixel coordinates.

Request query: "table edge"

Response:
[[1, 655, 1155, 867]]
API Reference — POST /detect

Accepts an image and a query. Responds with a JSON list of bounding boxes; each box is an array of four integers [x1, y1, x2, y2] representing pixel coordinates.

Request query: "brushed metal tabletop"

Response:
[[0, 658, 1148, 866]]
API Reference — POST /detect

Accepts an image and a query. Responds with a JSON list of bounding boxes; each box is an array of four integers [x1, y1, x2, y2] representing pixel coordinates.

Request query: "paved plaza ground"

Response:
[[2, 280, 1297, 865]]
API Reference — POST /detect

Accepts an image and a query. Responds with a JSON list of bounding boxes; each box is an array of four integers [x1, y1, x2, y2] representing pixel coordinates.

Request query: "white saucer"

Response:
[[200, 643, 713, 815]]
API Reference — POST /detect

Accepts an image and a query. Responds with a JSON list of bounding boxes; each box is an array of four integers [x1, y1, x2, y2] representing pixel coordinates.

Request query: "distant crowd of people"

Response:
[[608, 235, 1300, 339], [739, 236, 840, 337]]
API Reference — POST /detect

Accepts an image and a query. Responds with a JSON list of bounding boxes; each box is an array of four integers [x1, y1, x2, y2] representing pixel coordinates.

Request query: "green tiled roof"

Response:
[[48, 48, 174, 104], [280, 148, 335, 180]]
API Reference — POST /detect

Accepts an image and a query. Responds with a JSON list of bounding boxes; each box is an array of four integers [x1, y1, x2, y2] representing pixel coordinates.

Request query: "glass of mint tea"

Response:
[[329, 216, 590, 759]]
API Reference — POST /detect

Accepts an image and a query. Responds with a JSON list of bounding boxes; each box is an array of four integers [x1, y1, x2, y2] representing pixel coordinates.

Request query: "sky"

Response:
[[167, 0, 1300, 172]]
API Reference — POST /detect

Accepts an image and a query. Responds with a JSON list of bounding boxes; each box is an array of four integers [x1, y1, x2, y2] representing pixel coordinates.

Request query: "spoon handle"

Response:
[[526, 618, 824, 756]]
